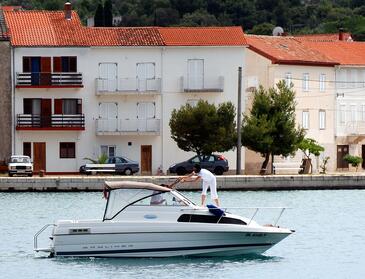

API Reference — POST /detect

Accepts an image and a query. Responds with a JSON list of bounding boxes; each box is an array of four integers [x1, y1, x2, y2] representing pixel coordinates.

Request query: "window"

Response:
[[53, 56, 77, 72], [23, 98, 41, 114], [187, 99, 199, 107], [285, 73, 292, 87], [302, 111, 309, 129], [115, 157, 127, 163], [23, 142, 31, 158], [54, 99, 82, 114], [319, 110, 326, 130], [302, 73, 309, 91], [319, 74, 326, 92], [350, 105, 357, 122], [340, 104, 346, 124], [101, 145, 116, 157], [60, 142, 75, 158]]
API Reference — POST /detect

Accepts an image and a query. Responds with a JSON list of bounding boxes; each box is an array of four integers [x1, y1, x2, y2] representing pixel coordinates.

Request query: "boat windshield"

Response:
[[103, 188, 189, 220]]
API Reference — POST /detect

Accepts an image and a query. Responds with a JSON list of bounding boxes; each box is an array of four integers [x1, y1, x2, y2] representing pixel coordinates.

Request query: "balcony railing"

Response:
[[180, 76, 224, 93], [96, 78, 161, 95], [16, 72, 83, 88], [16, 114, 85, 130], [96, 118, 160, 135]]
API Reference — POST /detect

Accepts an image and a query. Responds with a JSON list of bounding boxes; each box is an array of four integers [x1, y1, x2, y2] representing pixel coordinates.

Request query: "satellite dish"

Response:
[[273, 26, 284, 36]]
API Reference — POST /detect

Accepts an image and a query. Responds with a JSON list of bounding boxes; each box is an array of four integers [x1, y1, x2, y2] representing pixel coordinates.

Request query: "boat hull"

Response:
[[52, 229, 291, 258]]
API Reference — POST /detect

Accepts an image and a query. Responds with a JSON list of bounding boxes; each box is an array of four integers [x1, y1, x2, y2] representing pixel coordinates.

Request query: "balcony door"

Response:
[[99, 63, 117, 92], [187, 59, 204, 90], [99, 102, 118, 132], [137, 102, 155, 131], [137, 62, 155, 91]]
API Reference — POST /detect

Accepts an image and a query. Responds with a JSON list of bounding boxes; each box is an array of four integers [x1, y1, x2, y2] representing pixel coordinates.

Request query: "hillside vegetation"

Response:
[[1, 0, 365, 40]]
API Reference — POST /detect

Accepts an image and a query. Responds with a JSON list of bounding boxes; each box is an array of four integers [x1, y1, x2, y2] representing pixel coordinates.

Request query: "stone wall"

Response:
[[0, 41, 11, 163]]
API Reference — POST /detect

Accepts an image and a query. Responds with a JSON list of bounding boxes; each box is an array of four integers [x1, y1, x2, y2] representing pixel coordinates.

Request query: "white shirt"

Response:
[[197, 169, 215, 182]]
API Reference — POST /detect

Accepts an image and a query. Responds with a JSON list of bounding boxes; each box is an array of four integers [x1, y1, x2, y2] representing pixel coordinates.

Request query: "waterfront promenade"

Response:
[[1, 174, 365, 191]]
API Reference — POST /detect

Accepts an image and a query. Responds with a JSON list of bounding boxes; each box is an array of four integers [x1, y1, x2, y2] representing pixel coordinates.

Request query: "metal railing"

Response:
[[16, 72, 83, 87], [96, 118, 160, 133], [180, 76, 224, 92], [17, 114, 85, 128], [96, 78, 161, 94], [34, 223, 55, 253]]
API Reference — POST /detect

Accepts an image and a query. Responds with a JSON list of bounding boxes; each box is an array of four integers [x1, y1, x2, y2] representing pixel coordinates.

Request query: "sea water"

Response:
[[0, 189, 364, 279]]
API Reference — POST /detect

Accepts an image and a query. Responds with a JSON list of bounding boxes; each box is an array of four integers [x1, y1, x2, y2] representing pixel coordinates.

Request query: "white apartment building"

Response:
[[4, 6, 246, 174]]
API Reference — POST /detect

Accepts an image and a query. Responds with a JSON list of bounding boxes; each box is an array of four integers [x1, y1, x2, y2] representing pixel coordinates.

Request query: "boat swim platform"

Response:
[[1, 174, 365, 192]]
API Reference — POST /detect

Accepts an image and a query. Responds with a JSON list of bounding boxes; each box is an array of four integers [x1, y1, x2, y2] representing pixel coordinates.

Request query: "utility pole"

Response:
[[236, 67, 242, 174]]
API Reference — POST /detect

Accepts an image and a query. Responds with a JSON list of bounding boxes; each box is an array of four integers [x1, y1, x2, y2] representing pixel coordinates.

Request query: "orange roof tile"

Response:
[[4, 9, 246, 47], [158, 26, 247, 46], [295, 33, 353, 42], [300, 41, 365, 65], [246, 35, 338, 66]]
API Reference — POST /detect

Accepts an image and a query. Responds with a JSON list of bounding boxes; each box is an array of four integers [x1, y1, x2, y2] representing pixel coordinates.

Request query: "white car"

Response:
[[8, 155, 33, 177]]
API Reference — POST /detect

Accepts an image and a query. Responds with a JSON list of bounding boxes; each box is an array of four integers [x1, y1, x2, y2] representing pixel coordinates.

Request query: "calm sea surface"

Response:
[[0, 189, 364, 279]]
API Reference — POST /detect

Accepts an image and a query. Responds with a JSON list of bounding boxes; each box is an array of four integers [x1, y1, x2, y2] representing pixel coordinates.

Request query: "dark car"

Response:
[[169, 154, 229, 175], [79, 156, 139, 175]]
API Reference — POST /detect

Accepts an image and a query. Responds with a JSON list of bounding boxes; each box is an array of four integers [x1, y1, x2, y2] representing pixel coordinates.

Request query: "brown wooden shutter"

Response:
[[69, 56, 77, 72], [23, 57, 31, 72], [77, 99, 82, 114], [41, 57, 51, 72], [53, 57, 62, 72], [54, 99, 63, 114]]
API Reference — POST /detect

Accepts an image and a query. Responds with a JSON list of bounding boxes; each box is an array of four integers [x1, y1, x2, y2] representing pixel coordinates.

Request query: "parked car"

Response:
[[169, 154, 229, 175], [79, 156, 139, 175], [8, 155, 33, 177]]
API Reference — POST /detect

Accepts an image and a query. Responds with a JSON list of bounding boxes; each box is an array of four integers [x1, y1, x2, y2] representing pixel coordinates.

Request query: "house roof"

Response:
[[246, 35, 338, 66], [295, 33, 353, 42], [300, 41, 365, 66], [3, 9, 246, 47], [157, 27, 247, 46]]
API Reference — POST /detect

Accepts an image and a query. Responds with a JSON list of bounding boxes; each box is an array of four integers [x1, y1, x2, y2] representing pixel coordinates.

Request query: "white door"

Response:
[[187, 59, 204, 90], [137, 63, 155, 91], [137, 102, 155, 131], [99, 102, 118, 132], [99, 63, 117, 92]]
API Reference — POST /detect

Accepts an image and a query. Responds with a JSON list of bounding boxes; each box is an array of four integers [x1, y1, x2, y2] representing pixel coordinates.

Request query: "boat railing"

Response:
[[180, 207, 291, 226], [34, 223, 55, 253]]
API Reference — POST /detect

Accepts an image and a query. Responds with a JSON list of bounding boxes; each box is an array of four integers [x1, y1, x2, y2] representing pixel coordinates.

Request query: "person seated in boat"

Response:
[[150, 191, 166, 205], [180, 164, 220, 207]]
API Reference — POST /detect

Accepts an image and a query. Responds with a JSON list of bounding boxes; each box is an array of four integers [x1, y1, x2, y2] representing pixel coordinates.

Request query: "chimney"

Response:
[[64, 2, 72, 20], [339, 28, 345, 41]]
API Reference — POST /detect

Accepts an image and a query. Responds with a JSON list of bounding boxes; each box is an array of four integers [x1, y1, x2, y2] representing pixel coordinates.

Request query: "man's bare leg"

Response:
[[201, 194, 206, 206], [213, 198, 220, 207]]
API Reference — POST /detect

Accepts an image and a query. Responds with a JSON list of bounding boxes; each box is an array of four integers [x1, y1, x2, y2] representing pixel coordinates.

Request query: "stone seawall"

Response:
[[1, 174, 365, 191]]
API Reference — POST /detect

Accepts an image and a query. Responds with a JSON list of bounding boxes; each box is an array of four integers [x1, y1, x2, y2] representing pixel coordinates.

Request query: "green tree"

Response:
[[343, 154, 363, 172], [241, 81, 305, 174], [104, 0, 113, 27], [94, 1, 104, 27], [298, 138, 324, 173], [179, 9, 219, 26], [169, 100, 237, 157]]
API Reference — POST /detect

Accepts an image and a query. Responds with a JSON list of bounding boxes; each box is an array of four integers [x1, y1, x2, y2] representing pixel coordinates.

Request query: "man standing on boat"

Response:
[[181, 164, 220, 207]]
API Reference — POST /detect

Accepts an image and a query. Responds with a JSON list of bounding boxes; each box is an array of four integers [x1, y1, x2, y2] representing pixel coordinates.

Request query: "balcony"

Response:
[[96, 118, 160, 135], [16, 72, 83, 88], [96, 78, 161, 95], [180, 76, 224, 93], [16, 114, 85, 130]]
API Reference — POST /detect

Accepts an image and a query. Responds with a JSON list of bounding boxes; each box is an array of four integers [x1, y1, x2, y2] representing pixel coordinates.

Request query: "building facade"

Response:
[[5, 7, 246, 174], [245, 35, 338, 174]]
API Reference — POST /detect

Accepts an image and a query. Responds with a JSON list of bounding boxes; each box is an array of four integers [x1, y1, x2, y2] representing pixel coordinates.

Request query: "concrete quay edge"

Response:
[[1, 174, 365, 192]]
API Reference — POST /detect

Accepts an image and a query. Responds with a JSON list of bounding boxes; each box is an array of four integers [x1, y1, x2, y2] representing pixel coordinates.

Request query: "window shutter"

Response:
[[54, 99, 63, 114], [23, 99, 33, 114], [53, 57, 62, 72], [23, 57, 31, 73], [41, 57, 51, 72], [69, 57, 77, 72], [77, 99, 82, 114]]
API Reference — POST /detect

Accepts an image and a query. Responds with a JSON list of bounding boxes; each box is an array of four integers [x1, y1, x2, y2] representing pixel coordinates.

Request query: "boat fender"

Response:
[[207, 204, 225, 217]]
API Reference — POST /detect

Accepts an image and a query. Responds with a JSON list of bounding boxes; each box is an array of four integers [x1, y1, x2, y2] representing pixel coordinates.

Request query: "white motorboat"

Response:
[[34, 181, 294, 258]]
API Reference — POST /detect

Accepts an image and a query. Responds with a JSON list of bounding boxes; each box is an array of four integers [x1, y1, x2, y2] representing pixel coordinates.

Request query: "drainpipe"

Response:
[[160, 47, 164, 172], [11, 46, 15, 155]]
